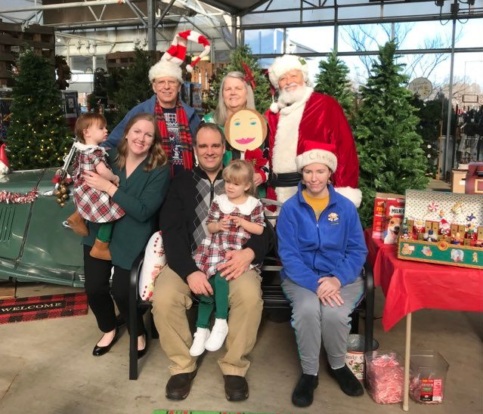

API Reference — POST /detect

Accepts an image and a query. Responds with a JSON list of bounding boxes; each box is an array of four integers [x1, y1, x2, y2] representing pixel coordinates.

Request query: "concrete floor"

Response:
[[0, 282, 482, 414]]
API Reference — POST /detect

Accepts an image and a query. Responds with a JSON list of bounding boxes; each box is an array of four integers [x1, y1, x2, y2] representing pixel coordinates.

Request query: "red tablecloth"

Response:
[[364, 229, 483, 331]]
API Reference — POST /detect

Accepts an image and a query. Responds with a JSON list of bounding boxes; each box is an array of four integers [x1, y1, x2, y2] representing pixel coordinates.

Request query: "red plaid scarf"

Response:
[[155, 99, 193, 175]]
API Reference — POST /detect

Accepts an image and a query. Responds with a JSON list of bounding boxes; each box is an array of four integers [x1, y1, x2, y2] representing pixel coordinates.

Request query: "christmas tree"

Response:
[[354, 41, 429, 227], [314, 51, 355, 123], [7, 49, 70, 170], [205, 45, 272, 114], [108, 48, 157, 127], [411, 94, 441, 177]]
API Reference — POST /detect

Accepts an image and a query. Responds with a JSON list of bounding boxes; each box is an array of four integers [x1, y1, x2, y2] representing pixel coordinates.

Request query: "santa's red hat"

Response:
[[0, 143, 9, 172], [149, 30, 210, 82], [296, 140, 337, 172]]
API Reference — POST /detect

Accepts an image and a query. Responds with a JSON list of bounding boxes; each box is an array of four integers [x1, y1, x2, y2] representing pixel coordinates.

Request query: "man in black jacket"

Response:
[[151, 123, 271, 402]]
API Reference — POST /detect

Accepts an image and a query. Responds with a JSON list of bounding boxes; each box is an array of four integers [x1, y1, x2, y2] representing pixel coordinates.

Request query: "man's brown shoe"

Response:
[[224, 375, 249, 401], [165, 371, 197, 400]]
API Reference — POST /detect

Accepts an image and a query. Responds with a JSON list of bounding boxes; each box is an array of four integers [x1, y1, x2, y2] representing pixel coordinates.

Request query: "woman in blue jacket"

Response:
[[276, 141, 368, 408]]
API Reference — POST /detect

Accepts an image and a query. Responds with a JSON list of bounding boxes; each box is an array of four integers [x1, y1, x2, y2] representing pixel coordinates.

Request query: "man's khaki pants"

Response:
[[151, 265, 263, 376]]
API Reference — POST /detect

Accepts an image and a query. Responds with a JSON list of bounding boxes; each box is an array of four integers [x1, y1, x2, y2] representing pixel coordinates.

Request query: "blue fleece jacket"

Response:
[[276, 183, 367, 292], [104, 95, 201, 149]]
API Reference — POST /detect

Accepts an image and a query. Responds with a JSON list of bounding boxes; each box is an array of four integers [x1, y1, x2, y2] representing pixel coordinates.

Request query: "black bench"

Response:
[[128, 254, 374, 380]]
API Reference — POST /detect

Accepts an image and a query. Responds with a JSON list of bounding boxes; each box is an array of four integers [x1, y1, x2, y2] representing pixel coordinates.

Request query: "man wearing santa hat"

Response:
[[105, 30, 209, 176], [265, 54, 361, 207]]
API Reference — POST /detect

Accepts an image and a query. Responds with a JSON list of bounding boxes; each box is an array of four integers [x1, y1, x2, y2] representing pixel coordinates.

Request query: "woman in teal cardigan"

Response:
[[82, 113, 169, 358]]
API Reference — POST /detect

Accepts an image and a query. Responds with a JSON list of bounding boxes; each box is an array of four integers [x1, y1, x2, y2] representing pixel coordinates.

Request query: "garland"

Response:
[[0, 189, 38, 204]]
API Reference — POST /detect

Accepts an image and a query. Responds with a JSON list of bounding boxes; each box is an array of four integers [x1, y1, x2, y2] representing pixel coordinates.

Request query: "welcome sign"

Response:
[[0, 292, 88, 324]]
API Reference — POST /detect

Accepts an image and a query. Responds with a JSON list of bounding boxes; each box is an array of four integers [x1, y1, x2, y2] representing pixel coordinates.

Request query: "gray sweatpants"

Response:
[[282, 276, 364, 375]]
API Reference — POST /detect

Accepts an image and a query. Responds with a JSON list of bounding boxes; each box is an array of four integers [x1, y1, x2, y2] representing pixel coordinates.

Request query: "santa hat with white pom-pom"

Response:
[[148, 30, 210, 83], [268, 54, 312, 113]]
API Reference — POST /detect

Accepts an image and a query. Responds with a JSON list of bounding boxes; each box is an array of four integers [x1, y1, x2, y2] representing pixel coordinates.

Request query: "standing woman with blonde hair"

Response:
[[82, 113, 170, 358], [204, 71, 256, 127], [204, 71, 266, 188]]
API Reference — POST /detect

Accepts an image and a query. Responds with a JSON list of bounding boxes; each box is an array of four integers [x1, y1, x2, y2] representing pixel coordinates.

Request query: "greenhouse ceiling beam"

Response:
[[240, 10, 483, 30], [252, 46, 483, 59], [0, 0, 126, 14]]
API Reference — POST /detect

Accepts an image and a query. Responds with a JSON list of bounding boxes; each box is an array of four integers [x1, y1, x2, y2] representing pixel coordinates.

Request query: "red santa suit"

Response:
[[265, 87, 362, 207]]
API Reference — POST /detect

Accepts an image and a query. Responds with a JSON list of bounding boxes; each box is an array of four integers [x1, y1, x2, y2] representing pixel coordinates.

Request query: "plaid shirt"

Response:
[[193, 194, 265, 277], [73, 145, 125, 223]]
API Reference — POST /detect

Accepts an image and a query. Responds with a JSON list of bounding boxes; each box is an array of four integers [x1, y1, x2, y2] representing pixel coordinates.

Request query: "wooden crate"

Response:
[[0, 22, 55, 86], [191, 61, 227, 91]]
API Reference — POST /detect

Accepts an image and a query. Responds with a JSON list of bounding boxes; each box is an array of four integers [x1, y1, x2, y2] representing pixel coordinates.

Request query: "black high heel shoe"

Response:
[[137, 333, 149, 359], [93, 328, 119, 357]]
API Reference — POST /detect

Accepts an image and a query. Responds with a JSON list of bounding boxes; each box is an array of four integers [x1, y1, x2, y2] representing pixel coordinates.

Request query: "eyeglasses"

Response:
[[154, 79, 178, 87]]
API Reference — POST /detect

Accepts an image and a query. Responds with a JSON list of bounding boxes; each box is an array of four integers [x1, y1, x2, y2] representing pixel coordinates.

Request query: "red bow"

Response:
[[241, 62, 256, 90]]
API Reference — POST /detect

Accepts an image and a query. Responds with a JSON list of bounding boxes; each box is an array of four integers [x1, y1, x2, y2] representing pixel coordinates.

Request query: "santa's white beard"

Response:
[[278, 84, 308, 105]]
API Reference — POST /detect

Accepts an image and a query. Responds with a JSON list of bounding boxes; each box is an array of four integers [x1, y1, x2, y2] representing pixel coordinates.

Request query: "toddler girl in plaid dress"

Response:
[[190, 160, 266, 356], [69, 113, 125, 260]]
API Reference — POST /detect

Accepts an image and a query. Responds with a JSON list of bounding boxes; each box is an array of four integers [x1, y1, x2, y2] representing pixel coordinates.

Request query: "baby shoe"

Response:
[[189, 328, 210, 356], [205, 318, 229, 352]]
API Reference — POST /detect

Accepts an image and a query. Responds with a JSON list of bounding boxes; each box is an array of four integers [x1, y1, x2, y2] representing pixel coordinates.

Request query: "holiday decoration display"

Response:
[[366, 351, 404, 404], [7, 49, 70, 170], [163, 30, 210, 73], [53, 179, 71, 207], [397, 190, 483, 268], [0, 189, 38, 204], [409, 351, 449, 404]]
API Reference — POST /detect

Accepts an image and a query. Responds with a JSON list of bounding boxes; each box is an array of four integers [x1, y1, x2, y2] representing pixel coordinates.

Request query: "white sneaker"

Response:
[[205, 318, 229, 352], [189, 328, 210, 356]]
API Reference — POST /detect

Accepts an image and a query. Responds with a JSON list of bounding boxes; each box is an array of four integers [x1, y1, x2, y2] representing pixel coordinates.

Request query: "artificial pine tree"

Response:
[[354, 41, 429, 227], [109, 48, 157, 127], [205, 45, 271, 114], [8, 49, 70, 170], [411, 95, 441, 177], [314, 51, 355, 123]]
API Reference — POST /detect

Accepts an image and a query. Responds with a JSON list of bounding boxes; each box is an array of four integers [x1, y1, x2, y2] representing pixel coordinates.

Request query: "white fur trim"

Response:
[[335, 187, 362, 208], [148, 60, 183, 83], [270, 101, 280, 113], [296, 149, 337, 172], [275, 186, 298, 204], [268, 55, 310, 89], [272, 88, 313, 174], [0, 162, 8, 175]]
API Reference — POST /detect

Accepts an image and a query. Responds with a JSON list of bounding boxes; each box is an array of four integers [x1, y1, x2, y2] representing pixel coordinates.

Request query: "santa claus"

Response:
[[265, 54, 362, 207]]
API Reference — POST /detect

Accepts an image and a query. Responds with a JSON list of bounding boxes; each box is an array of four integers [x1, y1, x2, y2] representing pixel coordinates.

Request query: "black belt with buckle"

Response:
[[269, 172, 302, 187]]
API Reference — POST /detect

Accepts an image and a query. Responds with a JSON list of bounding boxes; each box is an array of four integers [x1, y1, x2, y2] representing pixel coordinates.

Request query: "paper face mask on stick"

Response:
[[224, 109, 267, 152]]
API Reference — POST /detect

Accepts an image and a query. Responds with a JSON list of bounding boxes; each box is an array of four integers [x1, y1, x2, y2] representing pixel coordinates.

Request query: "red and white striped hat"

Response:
[[148, 30, 211, 82]]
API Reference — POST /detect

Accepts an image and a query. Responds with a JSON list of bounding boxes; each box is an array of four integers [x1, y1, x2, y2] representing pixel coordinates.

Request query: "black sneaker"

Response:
[[330, 365, 364, 397], [292, 374, 319, 407]]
